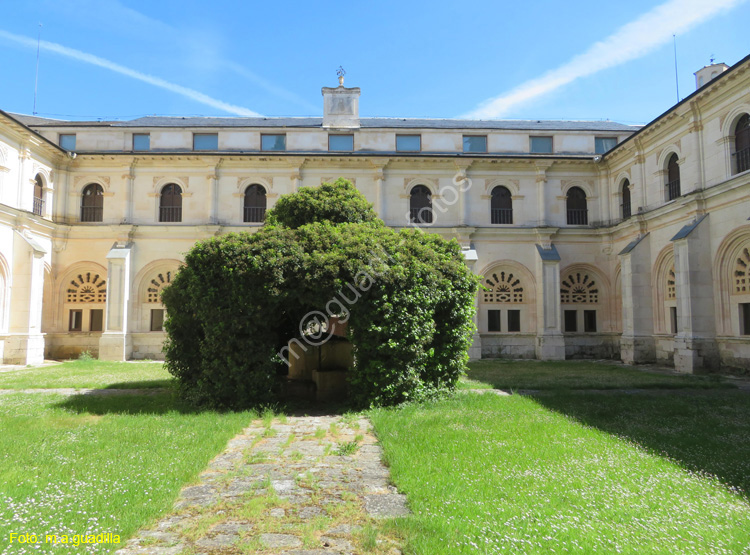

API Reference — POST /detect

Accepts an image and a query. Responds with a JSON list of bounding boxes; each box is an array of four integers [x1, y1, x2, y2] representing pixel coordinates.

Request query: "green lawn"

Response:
[[371, 391, 750, 554], [0, 360, 172, 390], [0, 392, 255, 554], [462, 359, 732, 390]]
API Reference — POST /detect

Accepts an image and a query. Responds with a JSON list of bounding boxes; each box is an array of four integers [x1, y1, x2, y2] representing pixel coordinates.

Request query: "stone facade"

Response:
[[0, 57, 749, 373]]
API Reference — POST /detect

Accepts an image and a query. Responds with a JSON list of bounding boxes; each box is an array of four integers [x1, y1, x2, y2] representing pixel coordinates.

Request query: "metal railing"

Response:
[[491, 208, 513, 224], [621, 199, 631, 220], [734, 147, 750, 174], [81, 206, 103, 222], [667, 179, 681, 201], [32, 197, 44, 216], [567, 209, 588, 226], [243, 206, 266, 223], [409, 207, 433, 224], [159, 206, 182, 222]]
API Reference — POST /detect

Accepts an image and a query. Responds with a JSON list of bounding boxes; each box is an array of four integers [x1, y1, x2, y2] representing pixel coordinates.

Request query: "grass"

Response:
[[0, 392, 255, 554], [461, 359, 733, 390], [371, 388, 750, 554], [0, 359, 172, 390]]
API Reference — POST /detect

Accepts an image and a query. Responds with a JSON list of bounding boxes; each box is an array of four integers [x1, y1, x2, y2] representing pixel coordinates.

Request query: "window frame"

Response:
[[396, 134, 421, 152], [583, 310, 597, 333], [566, 186, 589, 226], [243, 184, 267, 223], [261, 134, 287, 152], [595, 137, 617, 154], [666, 153, 681, 201], [132, 133, 150, 151], [490, 185, 513, 225], [530, 136, 553, 154], [150, 308, 165, 332], [462, 135, 487, 154], [488, 309, 502, 332], [81, 183, 104, 222], [193, 133, 219, 151], [69, 309, 83, 332], [59, 134, 76, 150], [328, 134, 354, 152], [564, 310, 578, 333], [409, 185, 433, 224], [507, 309, 521, 333], [159, 183, 183, 223], [89, 309, 104, 332]]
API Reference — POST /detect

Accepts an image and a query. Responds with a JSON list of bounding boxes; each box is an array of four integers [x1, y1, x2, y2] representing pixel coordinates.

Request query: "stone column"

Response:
[[5, 231, 47, 365], [671, 215, 718, 373], [123, 160, 137, 223], [373, 166, 385, 220], [534, 243, 565, 360], [535, 164, 548, 226], [99, 243, 133, 361], [463, 247, 481, 360], [618, 233, 656, 363]]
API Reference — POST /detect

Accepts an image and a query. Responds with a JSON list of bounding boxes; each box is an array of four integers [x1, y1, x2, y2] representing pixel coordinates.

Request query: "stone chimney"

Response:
[[322, 74, 360, 128], [694, 62, 729, 90]]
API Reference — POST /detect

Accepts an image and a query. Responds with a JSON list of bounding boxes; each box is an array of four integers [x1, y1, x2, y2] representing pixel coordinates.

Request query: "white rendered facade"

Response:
[[0, 56, 749, 372]]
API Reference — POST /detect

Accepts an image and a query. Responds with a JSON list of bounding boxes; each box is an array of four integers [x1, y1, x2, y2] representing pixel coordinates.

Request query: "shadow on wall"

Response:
[[529, 390, 750, 499]]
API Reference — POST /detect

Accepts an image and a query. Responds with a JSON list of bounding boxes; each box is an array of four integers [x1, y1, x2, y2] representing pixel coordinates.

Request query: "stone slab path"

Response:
[[115, 414, 408, 555]]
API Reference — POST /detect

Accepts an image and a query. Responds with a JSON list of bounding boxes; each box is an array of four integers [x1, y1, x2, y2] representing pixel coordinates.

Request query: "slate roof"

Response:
[[10, 113, 639, 132]]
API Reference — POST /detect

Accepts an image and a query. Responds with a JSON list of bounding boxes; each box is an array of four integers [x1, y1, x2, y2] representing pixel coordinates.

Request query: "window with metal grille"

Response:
[[81, 184, 104, 222], [409, 185, 432, 224], [244, 184, 267, 223], [666, 154, 681, 200], [566, 187, 588, 225], [159, 184, 182, 222], [33, 174, 44, 216], [735, 114, 750, 174], [490, 186, 513, 224], [488, 310, 501, 332], [621, 180, 631, 220]]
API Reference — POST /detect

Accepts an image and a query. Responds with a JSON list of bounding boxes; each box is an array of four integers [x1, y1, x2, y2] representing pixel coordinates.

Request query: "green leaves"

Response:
[[163, 180, 479, 409]]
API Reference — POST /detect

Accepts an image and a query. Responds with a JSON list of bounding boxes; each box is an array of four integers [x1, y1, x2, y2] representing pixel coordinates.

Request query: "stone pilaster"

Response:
[[618, 233, 656, 363], [671, 215, 718, 373], [535, 243, 565, 360], [5, 231, 47, 365], [99, 243, 133, 361]]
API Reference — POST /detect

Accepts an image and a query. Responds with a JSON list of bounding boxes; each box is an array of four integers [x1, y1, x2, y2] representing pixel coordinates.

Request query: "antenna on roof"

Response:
[[33, 23, 42, 115], [672, 34, 680, 103]]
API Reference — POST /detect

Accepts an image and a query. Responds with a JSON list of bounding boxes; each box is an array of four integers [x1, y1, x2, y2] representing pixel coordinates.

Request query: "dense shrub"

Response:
[[163, 179, 478, 409]]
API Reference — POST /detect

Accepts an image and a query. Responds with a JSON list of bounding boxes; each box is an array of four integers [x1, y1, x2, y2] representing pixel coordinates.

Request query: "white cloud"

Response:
[[0, 29, 261, 117], [462, 0, 748, 119]]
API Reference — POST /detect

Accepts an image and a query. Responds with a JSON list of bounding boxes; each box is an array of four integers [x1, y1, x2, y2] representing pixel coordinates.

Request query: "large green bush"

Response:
[[162, 179, 478, 409]]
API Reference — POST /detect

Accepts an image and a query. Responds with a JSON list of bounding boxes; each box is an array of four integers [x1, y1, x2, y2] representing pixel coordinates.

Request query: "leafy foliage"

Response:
[[163, 179, 478, 409]]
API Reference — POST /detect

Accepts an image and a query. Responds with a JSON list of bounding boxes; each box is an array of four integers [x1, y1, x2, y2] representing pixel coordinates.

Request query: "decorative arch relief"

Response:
[[561, 272, 599, 303], [734, 246, 750, 293], [66, 272, 106, 303], [483, 270, 524, 303], [146, 271, 173, 303]]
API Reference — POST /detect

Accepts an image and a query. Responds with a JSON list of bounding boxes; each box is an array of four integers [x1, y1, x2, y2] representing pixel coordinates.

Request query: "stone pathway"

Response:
[[116, 414, 408, 555]]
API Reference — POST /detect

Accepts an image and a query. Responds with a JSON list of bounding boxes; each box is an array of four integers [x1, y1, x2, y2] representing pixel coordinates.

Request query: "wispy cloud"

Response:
[[0, 29, 261, 116], [42, 0, 318, 114], [462, 0, 747, 119]]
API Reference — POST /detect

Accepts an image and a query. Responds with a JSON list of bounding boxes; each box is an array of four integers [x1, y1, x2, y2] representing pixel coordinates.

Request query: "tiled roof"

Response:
[[10, 113, 639, 132]]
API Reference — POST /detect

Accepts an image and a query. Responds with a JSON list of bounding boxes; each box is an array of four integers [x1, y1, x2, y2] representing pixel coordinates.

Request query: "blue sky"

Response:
[[0, 0, 748, 125]]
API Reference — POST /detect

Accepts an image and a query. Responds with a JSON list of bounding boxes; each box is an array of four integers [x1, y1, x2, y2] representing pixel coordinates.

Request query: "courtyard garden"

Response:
[[0, 359, 749, 553]]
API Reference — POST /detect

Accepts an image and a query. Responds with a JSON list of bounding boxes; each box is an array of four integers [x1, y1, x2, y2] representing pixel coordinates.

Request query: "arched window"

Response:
[[409, 185, 432, 224], [666, 154, 681, 201], [566, 187, 588, 225], [159, 184, 182, 222], [735, 114, 750, 174], [81, 184, 103, 222], [621, 179, 631, 220], [33, 174, 44, 216], [490, 186, 513, 224], [243, 184, 267, 223]]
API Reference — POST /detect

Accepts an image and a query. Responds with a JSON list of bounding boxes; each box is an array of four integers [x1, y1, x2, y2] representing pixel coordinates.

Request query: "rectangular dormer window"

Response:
[[133, 133, 150, 151], [595, 137, 617, 154], [396, 135, 421, 152], [59, 134, 76, 150], [193, 133, 218, 150], [261, 134, 286, 151], [329, 134, 354, 151], [530, 136, 553, 153], [463, 135, 487, 153]]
